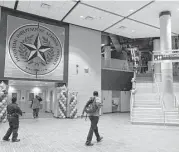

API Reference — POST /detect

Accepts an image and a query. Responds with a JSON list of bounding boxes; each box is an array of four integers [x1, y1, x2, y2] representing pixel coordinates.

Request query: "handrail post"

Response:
[[154, 73, 165, 126]]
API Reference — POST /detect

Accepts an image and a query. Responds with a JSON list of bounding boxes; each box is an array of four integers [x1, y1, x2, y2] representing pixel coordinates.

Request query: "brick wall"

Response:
[[68, 25, 101, 115]]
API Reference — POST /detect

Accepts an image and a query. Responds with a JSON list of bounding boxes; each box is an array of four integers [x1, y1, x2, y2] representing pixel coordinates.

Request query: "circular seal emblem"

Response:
[[8, 24, 62, 76]]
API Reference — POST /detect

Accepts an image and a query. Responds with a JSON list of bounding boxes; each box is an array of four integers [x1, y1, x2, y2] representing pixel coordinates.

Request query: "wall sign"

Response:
[[4, 15, 65, 81], [153, 53, 179, 62]]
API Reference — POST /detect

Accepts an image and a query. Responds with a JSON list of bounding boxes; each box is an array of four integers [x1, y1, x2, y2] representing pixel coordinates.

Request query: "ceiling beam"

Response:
[[61, 1, 80, 22], [103, 0, 155, 32], [14, 0, 19, 10]]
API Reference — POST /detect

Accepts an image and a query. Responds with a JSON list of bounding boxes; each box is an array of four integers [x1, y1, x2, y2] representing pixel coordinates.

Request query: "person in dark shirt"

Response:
[[2, 97, 22, 142]]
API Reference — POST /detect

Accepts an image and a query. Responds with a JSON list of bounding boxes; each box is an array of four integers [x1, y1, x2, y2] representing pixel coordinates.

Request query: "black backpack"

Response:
[[84, 97, 98, 114]]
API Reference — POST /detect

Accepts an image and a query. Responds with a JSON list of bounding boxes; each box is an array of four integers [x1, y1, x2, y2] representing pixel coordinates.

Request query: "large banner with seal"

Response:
[[4, 15, 65, 81]]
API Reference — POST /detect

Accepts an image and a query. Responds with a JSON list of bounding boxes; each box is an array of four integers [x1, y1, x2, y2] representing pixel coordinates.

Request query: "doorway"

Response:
[[8, 80, 55, 119]]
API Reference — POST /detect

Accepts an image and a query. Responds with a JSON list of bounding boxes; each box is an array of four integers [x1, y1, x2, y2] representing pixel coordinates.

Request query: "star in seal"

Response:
[[23, 34, 51, 63]]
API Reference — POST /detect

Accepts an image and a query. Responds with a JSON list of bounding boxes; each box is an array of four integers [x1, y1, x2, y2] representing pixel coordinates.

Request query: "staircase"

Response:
[[131, 74, 179, 125], [131, 93, 164, 124]]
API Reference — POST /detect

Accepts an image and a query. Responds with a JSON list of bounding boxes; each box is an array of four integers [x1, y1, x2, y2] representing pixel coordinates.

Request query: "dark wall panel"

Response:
[[102, 69, 133, 91]]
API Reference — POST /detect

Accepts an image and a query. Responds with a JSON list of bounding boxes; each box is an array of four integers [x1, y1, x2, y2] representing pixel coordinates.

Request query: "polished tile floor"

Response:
[[0, 113, 179, 152]]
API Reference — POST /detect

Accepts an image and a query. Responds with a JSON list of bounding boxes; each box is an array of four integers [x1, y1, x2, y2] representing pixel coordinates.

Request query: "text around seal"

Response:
[[8, 24, 63, 76]]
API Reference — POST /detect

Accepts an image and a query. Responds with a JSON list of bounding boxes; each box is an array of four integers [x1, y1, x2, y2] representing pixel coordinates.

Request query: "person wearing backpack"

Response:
[[81, 91, 103, 146]]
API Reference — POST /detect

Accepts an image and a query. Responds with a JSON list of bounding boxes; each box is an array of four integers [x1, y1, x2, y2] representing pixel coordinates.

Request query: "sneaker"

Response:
[[2, 138, 10, 141], [97, 137, 103, 142], [12, 139, 20, 142], [85, 142, 94, 146]]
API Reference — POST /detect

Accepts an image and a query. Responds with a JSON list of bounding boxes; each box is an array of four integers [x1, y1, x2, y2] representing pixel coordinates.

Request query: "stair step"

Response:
[[135, 96, 160, 101], [132, 115, 164, 118], [165, 111, 178, 114], [165, 120, 179, 124], [132, 118, 164, 123], [134, 102, 160, 104], [133, 107, 162, 110], [134, 104, 161, 107], [165, 116, 179, 119], [133, 111, 163, 114], [134, 105, 161, 108]]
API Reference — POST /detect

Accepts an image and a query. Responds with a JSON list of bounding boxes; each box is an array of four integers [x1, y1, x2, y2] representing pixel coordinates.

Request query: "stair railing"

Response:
[[153, 73, 165, 125], [174, 95, 179, 114], [130, 91, 134, 122]]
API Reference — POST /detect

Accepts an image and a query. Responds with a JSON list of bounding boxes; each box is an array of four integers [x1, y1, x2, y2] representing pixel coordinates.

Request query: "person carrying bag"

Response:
[[81, 91, 103, 146]]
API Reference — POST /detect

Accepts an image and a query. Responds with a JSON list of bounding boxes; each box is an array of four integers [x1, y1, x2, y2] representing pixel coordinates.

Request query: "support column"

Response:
[[159, 11, 174, 109], [153, 39, 161, 82], [104, 46, 111, 68], [0, 7, 1, 22]]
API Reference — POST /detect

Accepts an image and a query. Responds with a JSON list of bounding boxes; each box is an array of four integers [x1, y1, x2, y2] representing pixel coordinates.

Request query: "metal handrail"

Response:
[[160, 98, 165, 125], [130, 91, 134, 122], [153, 73, 165, 125], [174, 95, 179, 114]]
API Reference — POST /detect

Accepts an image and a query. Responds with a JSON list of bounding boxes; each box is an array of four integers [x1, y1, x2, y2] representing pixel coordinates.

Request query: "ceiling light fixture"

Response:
[[117, 26, 127, 29], [129, 9, 134, 12], [85, 16, 94, 20], [80, 16, 84, 18], [41, 3, 51, 9]]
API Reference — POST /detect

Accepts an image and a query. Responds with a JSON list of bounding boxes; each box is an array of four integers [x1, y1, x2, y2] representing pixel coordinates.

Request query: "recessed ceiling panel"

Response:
[[81, 0, 152, 16], [106, 18, 160, 38], [0, 0, 16, 9], [64, 3, 123, 31], [17, 0, 76, 21], [130, 1, 179, 34]]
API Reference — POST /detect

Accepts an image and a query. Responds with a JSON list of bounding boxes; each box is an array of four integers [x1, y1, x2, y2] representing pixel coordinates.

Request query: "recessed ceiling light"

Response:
[[129, 9, 134, 12], [80, 16, 84, 18], [85, 16, 94, 20], [117, 26, 127, 29], [41, 3, 51, 9]]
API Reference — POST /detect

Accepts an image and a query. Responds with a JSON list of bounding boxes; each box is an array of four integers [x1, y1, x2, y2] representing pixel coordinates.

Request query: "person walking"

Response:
[[81, 91, 103, 146], [3, 97, 22, 142], [32, 95, 40, 118]]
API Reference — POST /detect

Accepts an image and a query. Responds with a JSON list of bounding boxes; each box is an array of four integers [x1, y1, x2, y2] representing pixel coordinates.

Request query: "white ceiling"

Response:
[[17, 0, 77, 21], [106, 18, 161, 39], [81, 0, 151, 16], [129, 1, 179, 34], [0, 0, 16, 9], [63, 3, 123, 31], [0, 0, 179, 38]]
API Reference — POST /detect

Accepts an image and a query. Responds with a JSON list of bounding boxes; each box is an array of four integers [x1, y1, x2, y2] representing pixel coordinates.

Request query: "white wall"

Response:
[[120, 91, 131, 112], [68, 25, 101, 115]]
